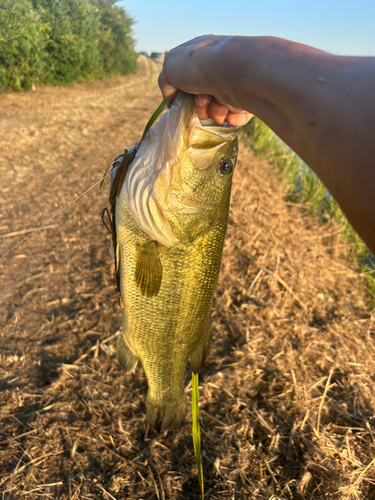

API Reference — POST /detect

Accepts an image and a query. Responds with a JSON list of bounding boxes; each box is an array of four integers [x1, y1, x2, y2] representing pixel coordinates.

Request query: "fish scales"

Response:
[[109, 91, 241, 431]]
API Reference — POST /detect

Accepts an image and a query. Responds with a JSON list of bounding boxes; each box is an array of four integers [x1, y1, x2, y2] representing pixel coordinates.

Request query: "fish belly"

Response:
[[115, 201, 227, 430]]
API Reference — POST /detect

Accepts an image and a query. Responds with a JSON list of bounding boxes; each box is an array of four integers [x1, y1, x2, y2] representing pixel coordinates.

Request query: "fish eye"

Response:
[[218, 158, 233, 175]]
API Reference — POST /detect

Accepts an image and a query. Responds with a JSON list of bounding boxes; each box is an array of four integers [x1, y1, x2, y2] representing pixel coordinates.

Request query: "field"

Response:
[[1, 58, 375, 499]]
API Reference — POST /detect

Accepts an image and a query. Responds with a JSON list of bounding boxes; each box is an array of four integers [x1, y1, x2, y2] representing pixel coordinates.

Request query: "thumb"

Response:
[[158, 71, 178, 101]]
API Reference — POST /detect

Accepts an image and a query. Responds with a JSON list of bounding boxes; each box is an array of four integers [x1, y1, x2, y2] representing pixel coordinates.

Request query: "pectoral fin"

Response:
[[116, 334, 138, 373], [135, 242, 162, 298], [190, 316, 211, 374]]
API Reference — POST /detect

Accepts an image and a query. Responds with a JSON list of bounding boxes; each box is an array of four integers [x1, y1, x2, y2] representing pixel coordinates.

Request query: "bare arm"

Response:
[[159, 36, 375, 254]]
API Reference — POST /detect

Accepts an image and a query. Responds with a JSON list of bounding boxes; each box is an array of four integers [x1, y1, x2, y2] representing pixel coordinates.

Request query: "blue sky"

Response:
[[120, 0, 375, 56]]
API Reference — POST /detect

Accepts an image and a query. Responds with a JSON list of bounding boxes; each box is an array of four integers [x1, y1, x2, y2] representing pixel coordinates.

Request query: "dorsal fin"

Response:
[[103, 145, 139, 306], [109, 145, 139, 206]]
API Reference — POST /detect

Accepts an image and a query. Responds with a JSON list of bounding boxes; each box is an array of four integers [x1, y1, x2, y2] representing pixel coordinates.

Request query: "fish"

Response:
[[106, 91, 241, 431]]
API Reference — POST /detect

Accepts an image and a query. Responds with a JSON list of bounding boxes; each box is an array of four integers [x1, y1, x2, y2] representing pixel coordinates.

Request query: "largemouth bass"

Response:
[[106, 91, 240, 431]]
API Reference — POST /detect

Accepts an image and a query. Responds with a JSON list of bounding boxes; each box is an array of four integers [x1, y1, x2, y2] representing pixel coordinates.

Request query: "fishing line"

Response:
[[0, 172, 111, 262], [0, 100, 170, 263]]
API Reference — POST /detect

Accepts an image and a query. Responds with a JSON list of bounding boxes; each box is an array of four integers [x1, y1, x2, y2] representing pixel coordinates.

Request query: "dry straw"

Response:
[[2, 62, 375, 499]]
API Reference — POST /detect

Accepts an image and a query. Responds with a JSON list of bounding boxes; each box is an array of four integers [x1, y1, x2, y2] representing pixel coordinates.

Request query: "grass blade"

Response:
[[192, 372, 204, 499], [139, 99, 171, 144]]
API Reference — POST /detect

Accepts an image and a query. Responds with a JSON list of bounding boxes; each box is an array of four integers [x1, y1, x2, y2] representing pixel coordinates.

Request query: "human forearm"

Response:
[[226, 37, 375, 252]]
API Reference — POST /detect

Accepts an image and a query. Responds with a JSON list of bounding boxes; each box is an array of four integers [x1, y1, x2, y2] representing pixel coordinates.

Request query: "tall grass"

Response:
[[241, 117, 375, 303]]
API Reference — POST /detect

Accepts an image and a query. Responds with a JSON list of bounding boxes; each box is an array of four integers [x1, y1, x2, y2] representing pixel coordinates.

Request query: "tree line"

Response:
[[0, 0, 138, 91]]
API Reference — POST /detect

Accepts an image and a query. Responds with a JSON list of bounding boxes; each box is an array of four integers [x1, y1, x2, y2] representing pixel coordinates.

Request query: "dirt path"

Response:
[[1, 61, 375, 499], [0, 58, 162, 304]]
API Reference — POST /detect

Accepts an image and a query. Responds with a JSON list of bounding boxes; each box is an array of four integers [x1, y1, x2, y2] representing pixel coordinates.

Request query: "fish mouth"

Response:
[[172, 91, 241, 149]]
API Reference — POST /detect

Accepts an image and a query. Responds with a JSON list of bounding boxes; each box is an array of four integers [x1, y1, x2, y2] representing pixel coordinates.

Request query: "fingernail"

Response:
[[196, 94, 211, 107], [239, 115, 248, 126]]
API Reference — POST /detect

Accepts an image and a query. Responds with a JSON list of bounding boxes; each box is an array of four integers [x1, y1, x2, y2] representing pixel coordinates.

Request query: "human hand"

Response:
[[158, 36, 253, 127]]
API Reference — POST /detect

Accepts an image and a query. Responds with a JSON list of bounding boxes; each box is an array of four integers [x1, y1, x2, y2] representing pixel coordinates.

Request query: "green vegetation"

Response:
[[139, 99, 170, 144], [150, 52, 162, 61], [192, 372, 204, 500], [0, 0, 138, 91], [0, 0, 46, 91], [241, 117, 375, 302]]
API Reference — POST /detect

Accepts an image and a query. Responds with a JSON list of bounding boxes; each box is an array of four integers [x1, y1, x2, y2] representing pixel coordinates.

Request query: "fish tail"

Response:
[[146, 394, 187, 432]]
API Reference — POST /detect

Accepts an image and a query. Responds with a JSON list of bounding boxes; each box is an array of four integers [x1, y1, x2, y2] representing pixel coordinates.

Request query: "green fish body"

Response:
[[109, 92, 240, 431]]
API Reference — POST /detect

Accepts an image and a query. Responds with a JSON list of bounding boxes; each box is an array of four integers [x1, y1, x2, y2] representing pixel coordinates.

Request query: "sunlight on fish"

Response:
[[106, 91, 241, 431]]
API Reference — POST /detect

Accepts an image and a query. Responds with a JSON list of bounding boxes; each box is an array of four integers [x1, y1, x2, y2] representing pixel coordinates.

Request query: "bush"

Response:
[[150, 52, 161, 60], [33, 0, 102, 85], [0, 0, 138, 90], [0, 0, 47, 91], [93, 0, 138, 77]]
